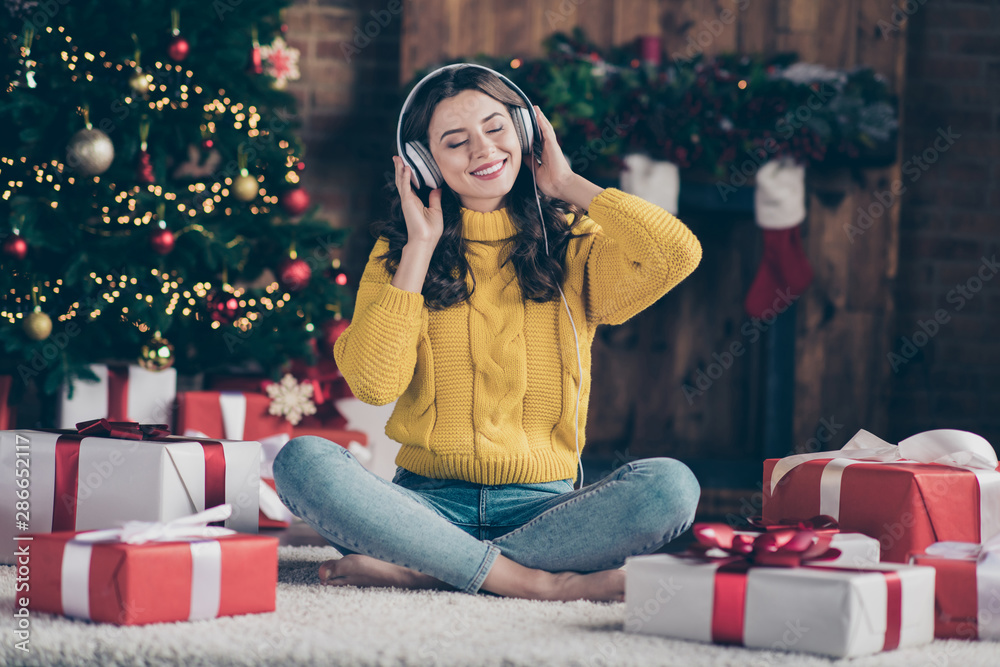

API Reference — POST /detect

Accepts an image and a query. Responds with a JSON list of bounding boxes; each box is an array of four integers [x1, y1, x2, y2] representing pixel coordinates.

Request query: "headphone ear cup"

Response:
[[404, 141, 443, 190], [509, 106, 534, 154]]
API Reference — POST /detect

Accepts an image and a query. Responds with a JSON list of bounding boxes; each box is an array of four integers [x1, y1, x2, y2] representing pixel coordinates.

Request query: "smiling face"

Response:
[[427, 89, 524, 212]]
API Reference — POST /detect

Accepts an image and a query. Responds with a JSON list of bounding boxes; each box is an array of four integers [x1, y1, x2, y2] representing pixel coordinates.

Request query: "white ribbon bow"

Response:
[[73, 504, 236, 544], [770, 428, 998, 492], [62, 505, 236, 622]]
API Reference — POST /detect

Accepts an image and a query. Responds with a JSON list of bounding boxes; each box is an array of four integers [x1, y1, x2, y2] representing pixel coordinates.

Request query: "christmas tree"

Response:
[[0, 0, 353, 402]]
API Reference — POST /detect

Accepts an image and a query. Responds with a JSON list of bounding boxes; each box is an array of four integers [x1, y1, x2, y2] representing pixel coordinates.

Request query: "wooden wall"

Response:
[[399, 0, 908, 469]]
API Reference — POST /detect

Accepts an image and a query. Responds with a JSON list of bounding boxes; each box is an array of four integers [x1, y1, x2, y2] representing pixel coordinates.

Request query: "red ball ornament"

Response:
[[322, 318, 350, 349], [2, 234, 28, 260], [281, 188, 311, 216], [279, 258, 311, 291], [168, 35, 190, 61], [150, 228, 175, 255]]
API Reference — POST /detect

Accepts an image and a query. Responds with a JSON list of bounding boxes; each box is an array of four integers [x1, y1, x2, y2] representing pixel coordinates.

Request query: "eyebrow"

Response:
[[438, 112, 504, 143]]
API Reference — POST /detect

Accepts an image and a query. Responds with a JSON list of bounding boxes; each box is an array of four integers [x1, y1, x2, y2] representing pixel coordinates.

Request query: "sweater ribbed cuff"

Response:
[[586, 186, 630, 216], [377, 283, 424, 317]]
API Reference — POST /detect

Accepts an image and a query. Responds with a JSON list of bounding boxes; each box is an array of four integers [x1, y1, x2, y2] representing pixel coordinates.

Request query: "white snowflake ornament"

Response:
[[266, 373, 317, 426], [260, 36, 301, 88]]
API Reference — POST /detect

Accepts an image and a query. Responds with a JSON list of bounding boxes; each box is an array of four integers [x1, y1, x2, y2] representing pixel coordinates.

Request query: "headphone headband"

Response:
[[396, 63, 540, 189]]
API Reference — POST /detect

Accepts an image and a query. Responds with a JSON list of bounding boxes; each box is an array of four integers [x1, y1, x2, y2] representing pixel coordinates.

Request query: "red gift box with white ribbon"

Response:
[[910, 536, 1000, 640], [624, 523, 935, 658], [58, 364, 176, 429], [763, 429, 1000, 563], [26, 506, 277, 625], [0, 421, 259, 564]]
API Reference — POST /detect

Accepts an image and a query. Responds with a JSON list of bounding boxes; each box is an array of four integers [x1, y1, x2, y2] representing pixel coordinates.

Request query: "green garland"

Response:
[[415, 29, 899, 181]]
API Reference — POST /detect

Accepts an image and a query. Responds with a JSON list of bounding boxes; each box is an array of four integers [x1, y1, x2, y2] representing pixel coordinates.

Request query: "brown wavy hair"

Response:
[[371, 66, 593, 311]]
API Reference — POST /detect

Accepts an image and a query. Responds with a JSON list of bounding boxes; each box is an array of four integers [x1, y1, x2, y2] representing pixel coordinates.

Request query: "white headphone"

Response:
[[396, 64, 586, 488]]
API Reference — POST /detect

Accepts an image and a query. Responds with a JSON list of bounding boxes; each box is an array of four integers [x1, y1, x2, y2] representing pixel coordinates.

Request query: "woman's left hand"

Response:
[[531, 106, 575, 200]]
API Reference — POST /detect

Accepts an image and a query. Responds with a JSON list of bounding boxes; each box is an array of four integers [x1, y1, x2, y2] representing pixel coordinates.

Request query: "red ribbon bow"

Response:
[[75, 418, 171, 440], [692, 522, 841, 567]]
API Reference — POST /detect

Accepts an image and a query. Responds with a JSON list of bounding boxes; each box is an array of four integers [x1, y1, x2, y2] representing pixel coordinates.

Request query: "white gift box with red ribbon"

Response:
[[57, 364, 177, 429], [625, 554, 935, 658], [0, 428, 259, 564]]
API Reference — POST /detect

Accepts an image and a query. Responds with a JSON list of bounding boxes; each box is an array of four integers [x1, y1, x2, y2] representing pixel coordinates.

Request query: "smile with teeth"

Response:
[[471, 159, 506, 177]]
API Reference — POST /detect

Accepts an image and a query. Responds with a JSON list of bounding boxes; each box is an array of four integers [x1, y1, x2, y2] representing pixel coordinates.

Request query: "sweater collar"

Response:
[[460, 207, 519, 241]]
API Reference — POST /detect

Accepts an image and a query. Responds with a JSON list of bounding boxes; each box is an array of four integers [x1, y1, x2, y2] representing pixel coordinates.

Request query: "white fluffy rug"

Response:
[[2, 546, 998, 666]]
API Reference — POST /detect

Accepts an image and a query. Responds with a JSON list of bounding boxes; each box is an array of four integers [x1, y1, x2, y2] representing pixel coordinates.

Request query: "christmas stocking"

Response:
[[620, 153, 680, 214], [744, 158, 813, 318]]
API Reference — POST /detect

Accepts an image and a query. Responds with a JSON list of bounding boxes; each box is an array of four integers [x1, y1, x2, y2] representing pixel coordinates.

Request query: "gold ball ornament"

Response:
[[233, 173, 260, 202], [138, 334, 175, 371], [67, 128, 115, 176], [129, 68, 153, 94], [24, 310, 52, 341]]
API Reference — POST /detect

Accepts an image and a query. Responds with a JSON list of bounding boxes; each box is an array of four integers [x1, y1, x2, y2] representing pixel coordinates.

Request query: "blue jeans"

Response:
[[272, 436, 700, 595]]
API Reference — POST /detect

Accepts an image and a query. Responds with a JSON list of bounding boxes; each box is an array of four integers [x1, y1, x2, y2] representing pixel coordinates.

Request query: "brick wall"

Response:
[[285, 0, 402, 279], [889, 0, 1000, 447]]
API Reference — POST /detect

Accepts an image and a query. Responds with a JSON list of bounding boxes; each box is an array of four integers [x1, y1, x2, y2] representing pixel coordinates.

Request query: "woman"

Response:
[[273, 65, 703, 602]]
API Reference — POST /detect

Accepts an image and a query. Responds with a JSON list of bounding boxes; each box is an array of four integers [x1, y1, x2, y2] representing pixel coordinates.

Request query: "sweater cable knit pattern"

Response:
[[333, 188, 702, 485]]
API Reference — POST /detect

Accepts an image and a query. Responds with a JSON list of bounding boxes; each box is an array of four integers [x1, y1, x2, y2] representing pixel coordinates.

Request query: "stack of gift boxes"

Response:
[[0, 359, 373, 626], [625, 428, 1000, 657]]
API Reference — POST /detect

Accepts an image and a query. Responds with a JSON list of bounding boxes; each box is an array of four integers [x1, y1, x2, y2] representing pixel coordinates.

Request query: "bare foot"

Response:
[[318, 554, 455, 591], [539, 569, 626, 603], [482, 554, 625, 602]]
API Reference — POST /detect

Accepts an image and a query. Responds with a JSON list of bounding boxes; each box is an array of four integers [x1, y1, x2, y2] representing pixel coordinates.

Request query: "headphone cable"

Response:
[[531, 157, 585, 490]]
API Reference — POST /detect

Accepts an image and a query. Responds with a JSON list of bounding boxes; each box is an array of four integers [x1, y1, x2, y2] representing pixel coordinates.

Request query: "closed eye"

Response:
[[447, 126, 504, 149]]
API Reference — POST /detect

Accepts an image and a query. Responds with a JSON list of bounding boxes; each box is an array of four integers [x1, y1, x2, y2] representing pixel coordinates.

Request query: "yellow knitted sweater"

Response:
[[334, 188, 701, 484]]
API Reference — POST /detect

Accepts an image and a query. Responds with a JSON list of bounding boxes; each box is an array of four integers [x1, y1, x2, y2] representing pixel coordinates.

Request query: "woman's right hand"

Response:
[[394, 156, 443, 247]]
